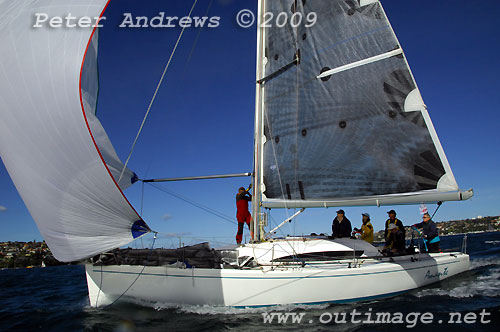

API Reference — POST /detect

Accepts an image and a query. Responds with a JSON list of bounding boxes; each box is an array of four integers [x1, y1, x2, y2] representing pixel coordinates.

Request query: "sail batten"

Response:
[[0, 0, 149, 262], [317, 48, 403, 79]]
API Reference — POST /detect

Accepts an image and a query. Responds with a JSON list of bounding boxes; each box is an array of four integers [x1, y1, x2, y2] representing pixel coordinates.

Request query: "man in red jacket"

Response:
[[236, 184, 253, 244]]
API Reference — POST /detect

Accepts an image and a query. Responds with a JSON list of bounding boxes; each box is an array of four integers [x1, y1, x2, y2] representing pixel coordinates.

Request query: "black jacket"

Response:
[[414, 219, 439, 242], [332, 217, 352, 238], [385, 229, 406, 253]]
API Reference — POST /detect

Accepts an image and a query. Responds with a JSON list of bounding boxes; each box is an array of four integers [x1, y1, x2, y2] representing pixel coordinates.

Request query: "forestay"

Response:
[[0, 0, 149, 262], [256, 0, 472, 208]]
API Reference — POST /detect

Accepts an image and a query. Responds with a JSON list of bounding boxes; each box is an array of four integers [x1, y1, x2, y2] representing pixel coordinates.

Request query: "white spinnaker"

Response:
[[0, 0, 148, 262]]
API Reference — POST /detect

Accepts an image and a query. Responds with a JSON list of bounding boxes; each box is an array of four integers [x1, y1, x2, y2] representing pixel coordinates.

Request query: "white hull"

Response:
[[86, 251, 469, 308]]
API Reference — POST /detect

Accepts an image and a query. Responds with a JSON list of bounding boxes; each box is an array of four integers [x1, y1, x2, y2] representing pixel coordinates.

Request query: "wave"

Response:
[[471, 246, 500, 257], [470, 256, 500, 269], [111, 299, 330, 315], [413, 257, 500, 299], [163, 302, 330, 315], [117, 295, 331, 315]]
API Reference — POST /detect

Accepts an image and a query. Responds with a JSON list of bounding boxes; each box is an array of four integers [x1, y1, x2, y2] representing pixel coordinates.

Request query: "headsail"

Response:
[[256, 0, 472, 208], [0, 0, 149, 262]]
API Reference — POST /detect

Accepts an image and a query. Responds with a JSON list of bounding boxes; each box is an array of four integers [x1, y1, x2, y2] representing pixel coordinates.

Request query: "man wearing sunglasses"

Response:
[[413, 213, 440, 253]]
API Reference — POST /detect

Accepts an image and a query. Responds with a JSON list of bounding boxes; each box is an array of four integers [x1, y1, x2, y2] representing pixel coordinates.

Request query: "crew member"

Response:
[[236, 184, 252, 244], [353, 213, 374, 244], [384, 209, 405, 241], [413, 213, 440, 253], [383, 223, 406, 256], [331, 209, 352, 238]]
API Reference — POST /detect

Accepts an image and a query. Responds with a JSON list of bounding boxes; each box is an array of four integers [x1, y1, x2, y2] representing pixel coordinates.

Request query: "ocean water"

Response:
[[1, 232, 499, 331]]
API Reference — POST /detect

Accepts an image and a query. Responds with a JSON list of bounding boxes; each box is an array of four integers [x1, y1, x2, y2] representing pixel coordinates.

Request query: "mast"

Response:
[[252, 0, 266, 242]]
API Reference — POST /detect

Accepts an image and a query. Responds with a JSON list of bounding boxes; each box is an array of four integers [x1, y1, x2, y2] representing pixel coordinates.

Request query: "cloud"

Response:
[[162, 213, 172, 221], [0, 206, 7, 212]]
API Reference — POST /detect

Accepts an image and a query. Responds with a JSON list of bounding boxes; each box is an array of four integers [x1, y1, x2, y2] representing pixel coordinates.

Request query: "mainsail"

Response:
[[255, 0, 472, 208], [0, 0, 149, 262]]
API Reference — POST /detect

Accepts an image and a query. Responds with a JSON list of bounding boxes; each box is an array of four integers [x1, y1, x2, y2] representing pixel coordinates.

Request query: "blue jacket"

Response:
[[414, 219, 439, 242]]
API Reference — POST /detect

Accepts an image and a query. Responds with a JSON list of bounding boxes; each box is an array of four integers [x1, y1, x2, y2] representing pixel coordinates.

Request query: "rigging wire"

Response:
[[251, 0, 292, 248], [140, 181, 146, 248], [102, 232, 158, 308], [146, 182, 243, 227], [430, 201, 443, 219], [257, 1, 306, 261], [267, 211, 304, 264], [118, 0, 199, 183], [290, 0, 301, 237], [260, 0, 307, 215], [184, 0, 214, 68], [140, 181, 145, 216], [154, 232, 237, 248]]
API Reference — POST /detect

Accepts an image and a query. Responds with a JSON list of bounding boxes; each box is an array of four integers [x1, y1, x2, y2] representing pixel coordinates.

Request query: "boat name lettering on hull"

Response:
[[424, 267, 449, 280]]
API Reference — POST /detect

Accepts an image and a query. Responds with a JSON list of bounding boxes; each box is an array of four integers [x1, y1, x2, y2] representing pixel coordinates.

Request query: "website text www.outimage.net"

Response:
[[262, 308, 492, 328]]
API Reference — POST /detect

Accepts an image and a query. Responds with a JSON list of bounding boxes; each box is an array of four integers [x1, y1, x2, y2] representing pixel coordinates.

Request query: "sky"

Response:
[[1, 0, 499, 248]]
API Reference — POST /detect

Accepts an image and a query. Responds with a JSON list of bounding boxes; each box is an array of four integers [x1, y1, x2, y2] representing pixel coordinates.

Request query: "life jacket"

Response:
[[386, 218, 401, 228]]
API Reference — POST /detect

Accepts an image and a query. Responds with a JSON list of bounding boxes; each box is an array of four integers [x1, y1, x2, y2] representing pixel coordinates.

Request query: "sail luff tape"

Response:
[[317, 49, 404, 80]]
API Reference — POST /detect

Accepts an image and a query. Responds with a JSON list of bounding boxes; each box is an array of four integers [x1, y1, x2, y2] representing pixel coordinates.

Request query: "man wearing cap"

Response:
[[236, 184, 253, 244], [383, 223, 406, 255], [384, 209, 405, 241], [413, 213, 440, 252], [331, 209, 352, 238], [353, 213, 374, 244]]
